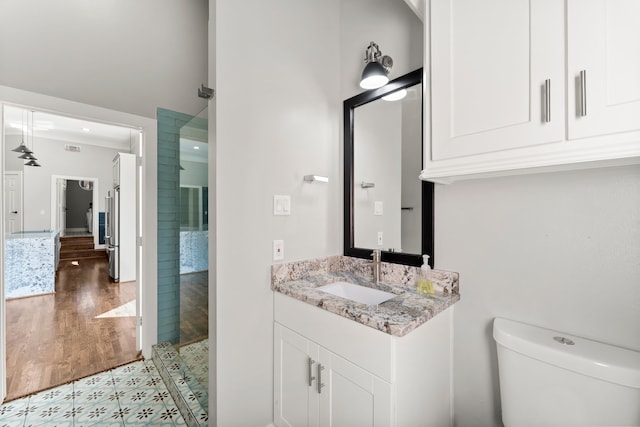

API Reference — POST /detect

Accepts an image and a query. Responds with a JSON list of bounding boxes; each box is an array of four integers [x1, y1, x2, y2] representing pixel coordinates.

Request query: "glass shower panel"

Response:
[[178, 106, 209, 412]]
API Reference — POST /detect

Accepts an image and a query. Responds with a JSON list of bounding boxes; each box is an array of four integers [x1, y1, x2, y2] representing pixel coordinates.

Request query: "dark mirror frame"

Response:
[[343, 68, 434, 267]]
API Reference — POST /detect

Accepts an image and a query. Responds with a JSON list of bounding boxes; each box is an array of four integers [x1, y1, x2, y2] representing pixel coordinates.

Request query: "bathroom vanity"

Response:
[[272, 256, 459, 427], [5, 230, 60, 298]]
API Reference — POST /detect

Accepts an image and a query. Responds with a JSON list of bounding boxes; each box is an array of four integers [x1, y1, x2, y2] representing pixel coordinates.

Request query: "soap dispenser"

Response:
[[416, 255, 434, 295]]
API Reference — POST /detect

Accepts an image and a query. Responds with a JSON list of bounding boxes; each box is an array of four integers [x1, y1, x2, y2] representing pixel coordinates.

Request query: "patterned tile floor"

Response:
[[0, 359, 185, 426], [179, 340, 209, 406]]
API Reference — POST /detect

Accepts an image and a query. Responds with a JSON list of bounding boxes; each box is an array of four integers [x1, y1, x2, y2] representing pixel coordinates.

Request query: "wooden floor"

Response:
[[179, 271, 209, 346], [5, 257, 140, 401]]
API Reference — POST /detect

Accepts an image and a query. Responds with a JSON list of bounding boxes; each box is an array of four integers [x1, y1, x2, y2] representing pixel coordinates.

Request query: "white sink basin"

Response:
[[317, 281, 396, 305]]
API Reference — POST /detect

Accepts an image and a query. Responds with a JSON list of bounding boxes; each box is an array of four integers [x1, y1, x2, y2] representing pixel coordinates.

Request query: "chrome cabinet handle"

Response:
[[543, 79, 551, 123], [308, 358, 316, 387], [317, 364, 325, 394], [579, 70, 587, 117], [11, 211, 18, 214]]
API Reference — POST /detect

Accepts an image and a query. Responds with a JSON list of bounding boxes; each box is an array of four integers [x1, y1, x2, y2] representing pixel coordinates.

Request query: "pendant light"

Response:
[[11, 110, 33, 154], [18, 152, 38, 160], [24, 110, 41, 167]]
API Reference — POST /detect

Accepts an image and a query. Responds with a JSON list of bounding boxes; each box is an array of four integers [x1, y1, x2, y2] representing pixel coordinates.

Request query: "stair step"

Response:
[[58, 236, 106, 261], [59, 249, 107, 261], [60, 244, 94, 251]]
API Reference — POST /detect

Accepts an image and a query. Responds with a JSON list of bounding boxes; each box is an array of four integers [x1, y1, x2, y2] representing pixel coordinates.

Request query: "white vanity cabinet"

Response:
[[273, 292, 453, 427], [274, 324, 392, 427], [423, 0, 640, 183]]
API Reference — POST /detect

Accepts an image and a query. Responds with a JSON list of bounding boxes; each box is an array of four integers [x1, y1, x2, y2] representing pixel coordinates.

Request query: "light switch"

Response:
[[273, 239, 284, 261], [377, 232, 383, 246], [374, 201, 383, 216], [274, 195, 291, 215]]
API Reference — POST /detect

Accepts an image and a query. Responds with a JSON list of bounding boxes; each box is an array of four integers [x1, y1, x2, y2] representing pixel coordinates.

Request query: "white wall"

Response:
[[434, 165, 640, 426], [0, 0, 208, 119], [21, 136, 124, 231], [214, 0, 341, 424]]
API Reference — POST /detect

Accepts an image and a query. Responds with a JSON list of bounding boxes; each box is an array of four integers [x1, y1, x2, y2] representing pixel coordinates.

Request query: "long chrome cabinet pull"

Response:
[[544, 79, 551, 123], [317, 364, 325, 394], [308, 358, 316, 387], [579, 70, 587, 117]]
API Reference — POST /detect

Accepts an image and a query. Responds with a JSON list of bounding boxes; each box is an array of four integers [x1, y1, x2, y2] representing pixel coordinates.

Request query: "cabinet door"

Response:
[[274, 324, 319, 427], [430, 0, 564, 160], [567, 0, 640, 139], [318, 347, 392, 427]]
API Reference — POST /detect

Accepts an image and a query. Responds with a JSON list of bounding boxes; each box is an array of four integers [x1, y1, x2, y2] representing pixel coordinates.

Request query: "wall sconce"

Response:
[[360, 42, 393, 90], [304, 175, 329, 183]]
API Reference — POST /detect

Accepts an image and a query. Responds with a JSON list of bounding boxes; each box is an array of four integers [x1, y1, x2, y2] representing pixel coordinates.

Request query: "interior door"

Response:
[[55, 178, 67, 233], [4, 172, 23, 234]]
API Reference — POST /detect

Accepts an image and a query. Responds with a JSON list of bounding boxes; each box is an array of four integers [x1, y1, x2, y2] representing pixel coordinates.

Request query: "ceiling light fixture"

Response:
[[18, 152, 38, 160], [360, 42, 393, 90], [11, 110, 33, 154], [24, 110, 42, 167]]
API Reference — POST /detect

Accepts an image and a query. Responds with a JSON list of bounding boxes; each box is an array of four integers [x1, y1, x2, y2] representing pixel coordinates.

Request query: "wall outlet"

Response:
[[377, 232, 383, 246], [273, 239, 284, 261]]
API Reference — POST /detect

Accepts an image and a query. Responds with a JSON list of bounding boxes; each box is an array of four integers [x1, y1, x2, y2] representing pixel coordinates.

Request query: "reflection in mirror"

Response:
[[354, 82, 422, 254], [344, 68, 434, 267]]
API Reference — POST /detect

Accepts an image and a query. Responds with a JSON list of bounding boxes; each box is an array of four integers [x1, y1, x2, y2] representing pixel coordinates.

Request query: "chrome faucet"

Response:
[[367, 250, 382, 283]]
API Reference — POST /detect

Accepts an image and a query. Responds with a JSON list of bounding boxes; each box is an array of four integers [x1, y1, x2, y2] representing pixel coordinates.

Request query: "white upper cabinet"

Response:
[[567, 0, 640, 139], [423, 0, 640, 183], [431, 0, 564, 160]]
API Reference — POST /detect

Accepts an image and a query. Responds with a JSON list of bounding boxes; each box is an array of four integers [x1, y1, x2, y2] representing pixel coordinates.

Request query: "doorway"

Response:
[[3, 172, 22, 234], [1, 105, 143, 400], [51, 176, 101, 245]]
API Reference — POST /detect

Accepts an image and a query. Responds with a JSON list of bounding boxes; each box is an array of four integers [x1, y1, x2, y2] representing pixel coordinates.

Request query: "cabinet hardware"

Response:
[[579, 70, 587, 117], [543, 79, 551, 123], [317, 364, 325, 394], [308, 357, 316, 387]]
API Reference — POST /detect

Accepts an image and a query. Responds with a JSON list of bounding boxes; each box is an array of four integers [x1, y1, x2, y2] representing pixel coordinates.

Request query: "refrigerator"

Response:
[[105, 188, 120, 282]]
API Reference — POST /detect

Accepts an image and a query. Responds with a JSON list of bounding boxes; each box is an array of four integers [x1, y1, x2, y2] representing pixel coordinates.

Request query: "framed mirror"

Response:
[[344, 68, 434, 267]]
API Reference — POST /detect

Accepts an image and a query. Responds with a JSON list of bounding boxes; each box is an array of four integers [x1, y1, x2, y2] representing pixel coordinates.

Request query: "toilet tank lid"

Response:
[[493, 318, 640, 389]]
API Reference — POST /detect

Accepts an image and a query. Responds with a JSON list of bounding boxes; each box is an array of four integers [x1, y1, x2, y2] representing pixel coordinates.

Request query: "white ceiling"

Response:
[[3, 105, 208, 162], [4, 105, 133, 151]]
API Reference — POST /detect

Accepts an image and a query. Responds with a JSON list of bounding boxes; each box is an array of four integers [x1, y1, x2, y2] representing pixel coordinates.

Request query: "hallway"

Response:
[[5, 256, 140, 401]]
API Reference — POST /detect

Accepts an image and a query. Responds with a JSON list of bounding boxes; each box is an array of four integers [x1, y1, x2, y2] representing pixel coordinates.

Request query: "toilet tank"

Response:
[[493, 318, 640, 427]]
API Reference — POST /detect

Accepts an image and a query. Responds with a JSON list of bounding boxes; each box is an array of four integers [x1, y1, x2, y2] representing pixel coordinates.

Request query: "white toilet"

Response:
[[493, 317, 640, 426]]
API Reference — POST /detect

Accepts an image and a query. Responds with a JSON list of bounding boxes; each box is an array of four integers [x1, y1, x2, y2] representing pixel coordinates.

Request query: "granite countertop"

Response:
[[6, 230, 59, 239], [271, 256, 460, 337]]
